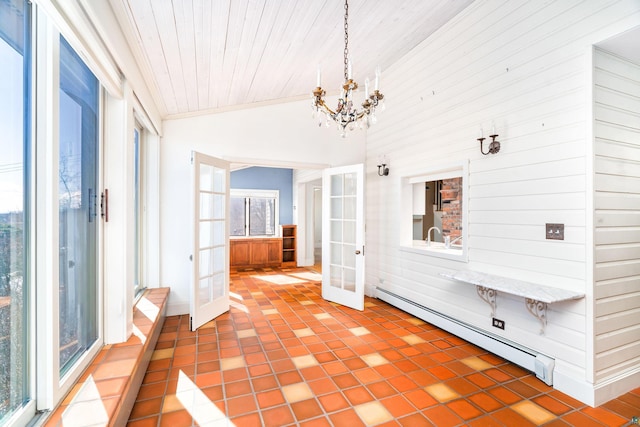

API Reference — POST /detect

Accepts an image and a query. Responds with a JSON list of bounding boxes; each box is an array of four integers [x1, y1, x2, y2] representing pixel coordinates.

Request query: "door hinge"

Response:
[[190, 316, 193, 330]]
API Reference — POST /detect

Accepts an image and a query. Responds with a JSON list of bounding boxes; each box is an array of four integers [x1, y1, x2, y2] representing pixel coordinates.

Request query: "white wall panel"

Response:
[[591, 43, 639, 385], [364, 0, 640, 404], [595, 276, 638, 299]]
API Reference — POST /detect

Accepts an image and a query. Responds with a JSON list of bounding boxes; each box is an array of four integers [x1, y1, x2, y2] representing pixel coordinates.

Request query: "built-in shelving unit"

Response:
[[281, 225, 297, 267]]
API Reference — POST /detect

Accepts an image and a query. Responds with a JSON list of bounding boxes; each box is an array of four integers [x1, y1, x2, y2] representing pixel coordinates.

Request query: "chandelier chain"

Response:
[[343, 0, 349, 81]]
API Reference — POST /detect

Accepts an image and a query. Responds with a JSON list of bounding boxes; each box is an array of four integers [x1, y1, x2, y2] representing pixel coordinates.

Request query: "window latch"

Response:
[[88, 188, 97, 222]]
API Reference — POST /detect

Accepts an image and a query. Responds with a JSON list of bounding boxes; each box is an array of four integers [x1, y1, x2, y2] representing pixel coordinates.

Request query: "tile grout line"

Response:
[[128, 268, 638, 427]]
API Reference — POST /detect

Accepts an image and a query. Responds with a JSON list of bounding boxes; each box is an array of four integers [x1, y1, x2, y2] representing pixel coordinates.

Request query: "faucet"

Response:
[[444, 235, 463, 249], [426, 227, 440, 246]]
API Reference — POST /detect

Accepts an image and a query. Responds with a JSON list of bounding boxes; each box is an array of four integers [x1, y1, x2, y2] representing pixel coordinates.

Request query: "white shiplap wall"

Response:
[[364, 0, 640, 404], [593, 48, 640, 383]]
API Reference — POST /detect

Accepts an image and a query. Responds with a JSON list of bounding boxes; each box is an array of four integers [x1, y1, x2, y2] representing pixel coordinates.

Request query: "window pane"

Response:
[[59, 37, 99, 374], [0, 0, 29, 421], [248, 198, 275, 236], [229, 197, 245, 236]]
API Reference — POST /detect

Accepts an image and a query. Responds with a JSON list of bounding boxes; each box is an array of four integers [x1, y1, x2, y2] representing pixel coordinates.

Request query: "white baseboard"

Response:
[[594, 367, 640, 406], [166, 301, 189, 316], [365, 283, 376, 298], [553, 362, 640, 407], [553, 360, 594, 406]]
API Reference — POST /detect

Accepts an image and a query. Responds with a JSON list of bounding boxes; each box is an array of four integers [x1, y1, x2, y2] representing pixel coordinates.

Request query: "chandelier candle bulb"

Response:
[[317, 65, 321, 87]]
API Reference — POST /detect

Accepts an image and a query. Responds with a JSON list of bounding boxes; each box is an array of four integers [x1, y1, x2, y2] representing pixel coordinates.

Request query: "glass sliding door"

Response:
[[58, 37, 99, 374], [0, 0, 31, 422]]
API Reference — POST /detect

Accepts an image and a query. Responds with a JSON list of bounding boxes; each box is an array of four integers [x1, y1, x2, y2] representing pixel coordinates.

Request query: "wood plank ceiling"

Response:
[[110, 0, 475, 118]]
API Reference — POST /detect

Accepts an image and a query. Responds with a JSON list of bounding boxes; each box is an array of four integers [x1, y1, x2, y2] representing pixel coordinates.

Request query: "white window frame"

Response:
[[0, 0, 37, 424], [400, 160, 469, 262], [35, 12, 104, 410], [230, 189, 280, 237], [133, 122, 145, 298]]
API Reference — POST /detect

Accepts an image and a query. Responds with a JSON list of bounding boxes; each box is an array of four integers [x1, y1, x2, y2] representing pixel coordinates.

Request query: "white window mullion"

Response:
[[34, 10, 61, 410], [244, 198, 250, 235]]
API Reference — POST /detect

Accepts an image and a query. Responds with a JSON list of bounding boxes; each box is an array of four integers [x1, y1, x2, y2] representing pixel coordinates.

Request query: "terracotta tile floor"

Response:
[[128, 267, 640, 426]]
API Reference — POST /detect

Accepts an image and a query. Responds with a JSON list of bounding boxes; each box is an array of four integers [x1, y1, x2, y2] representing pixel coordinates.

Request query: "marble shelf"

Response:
[[440, 270, 585, 334]]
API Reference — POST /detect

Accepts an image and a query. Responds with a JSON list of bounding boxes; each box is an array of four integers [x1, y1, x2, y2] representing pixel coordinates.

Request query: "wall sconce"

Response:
[[377, 155, 389, 176], [478, 126, 500, 155]]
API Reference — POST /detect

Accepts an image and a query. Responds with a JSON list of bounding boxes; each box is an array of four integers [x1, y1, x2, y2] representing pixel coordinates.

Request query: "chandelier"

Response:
[[312, 0, 385, 136]]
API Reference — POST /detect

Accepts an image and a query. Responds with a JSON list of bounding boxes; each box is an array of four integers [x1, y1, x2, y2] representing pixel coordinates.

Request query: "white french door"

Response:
[[191, 151, 230, 330], [322, 164, 365, 311]]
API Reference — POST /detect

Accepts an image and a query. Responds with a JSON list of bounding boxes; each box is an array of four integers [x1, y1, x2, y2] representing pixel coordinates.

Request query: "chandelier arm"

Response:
[[320, 102, 337, 116], [315, 98, 337, 116]]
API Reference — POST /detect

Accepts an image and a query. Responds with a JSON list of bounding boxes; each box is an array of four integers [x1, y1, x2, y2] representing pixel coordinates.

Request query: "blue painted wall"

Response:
[[230, 167, 293, 225]]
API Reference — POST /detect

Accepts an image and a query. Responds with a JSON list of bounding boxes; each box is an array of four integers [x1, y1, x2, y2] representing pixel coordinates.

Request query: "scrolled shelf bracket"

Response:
[[526, 298, 548, 335], [476, 286, 497, 317]]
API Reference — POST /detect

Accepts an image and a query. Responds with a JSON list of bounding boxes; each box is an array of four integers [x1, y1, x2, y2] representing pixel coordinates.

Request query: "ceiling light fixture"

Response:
[[312, 0, 385, 137]]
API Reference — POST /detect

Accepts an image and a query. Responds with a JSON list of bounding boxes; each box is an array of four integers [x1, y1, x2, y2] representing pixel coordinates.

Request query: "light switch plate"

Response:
[[546, 223, 564, 240]]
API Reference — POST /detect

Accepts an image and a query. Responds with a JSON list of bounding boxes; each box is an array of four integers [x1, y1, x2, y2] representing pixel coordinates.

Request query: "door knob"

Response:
[[355, 250, 361, 254]]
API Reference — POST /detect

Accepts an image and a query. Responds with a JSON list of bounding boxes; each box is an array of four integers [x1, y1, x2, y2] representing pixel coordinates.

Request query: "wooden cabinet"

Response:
[[230, 238, 282, 268], [281, 225, 297, 267], [230, 240, 250, 266], [229, 227, 296, 268]]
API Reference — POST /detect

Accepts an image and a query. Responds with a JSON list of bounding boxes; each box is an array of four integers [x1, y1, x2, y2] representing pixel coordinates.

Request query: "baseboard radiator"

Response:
[[376, 288, 555, 385]]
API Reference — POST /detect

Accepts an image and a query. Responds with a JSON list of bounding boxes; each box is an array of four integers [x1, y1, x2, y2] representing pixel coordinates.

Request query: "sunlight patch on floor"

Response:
[[61, 375, 109, 427], [289, 271, 322, 282], [132, 324, 146, 345], [176, 370, 234, 426], [136, 296, 159, 322], [229, 292, 248, 313], [252, 274, 306, 285]]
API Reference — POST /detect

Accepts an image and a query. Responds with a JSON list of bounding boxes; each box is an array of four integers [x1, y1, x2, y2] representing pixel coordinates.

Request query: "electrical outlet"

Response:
[[546, 223, 564, 240], [492, 318, 505, 330]]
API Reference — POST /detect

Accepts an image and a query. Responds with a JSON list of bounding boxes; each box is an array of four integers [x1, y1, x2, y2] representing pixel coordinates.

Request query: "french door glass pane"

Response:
[[0, 0, 30, 421], [58, 37, 99, 374]]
